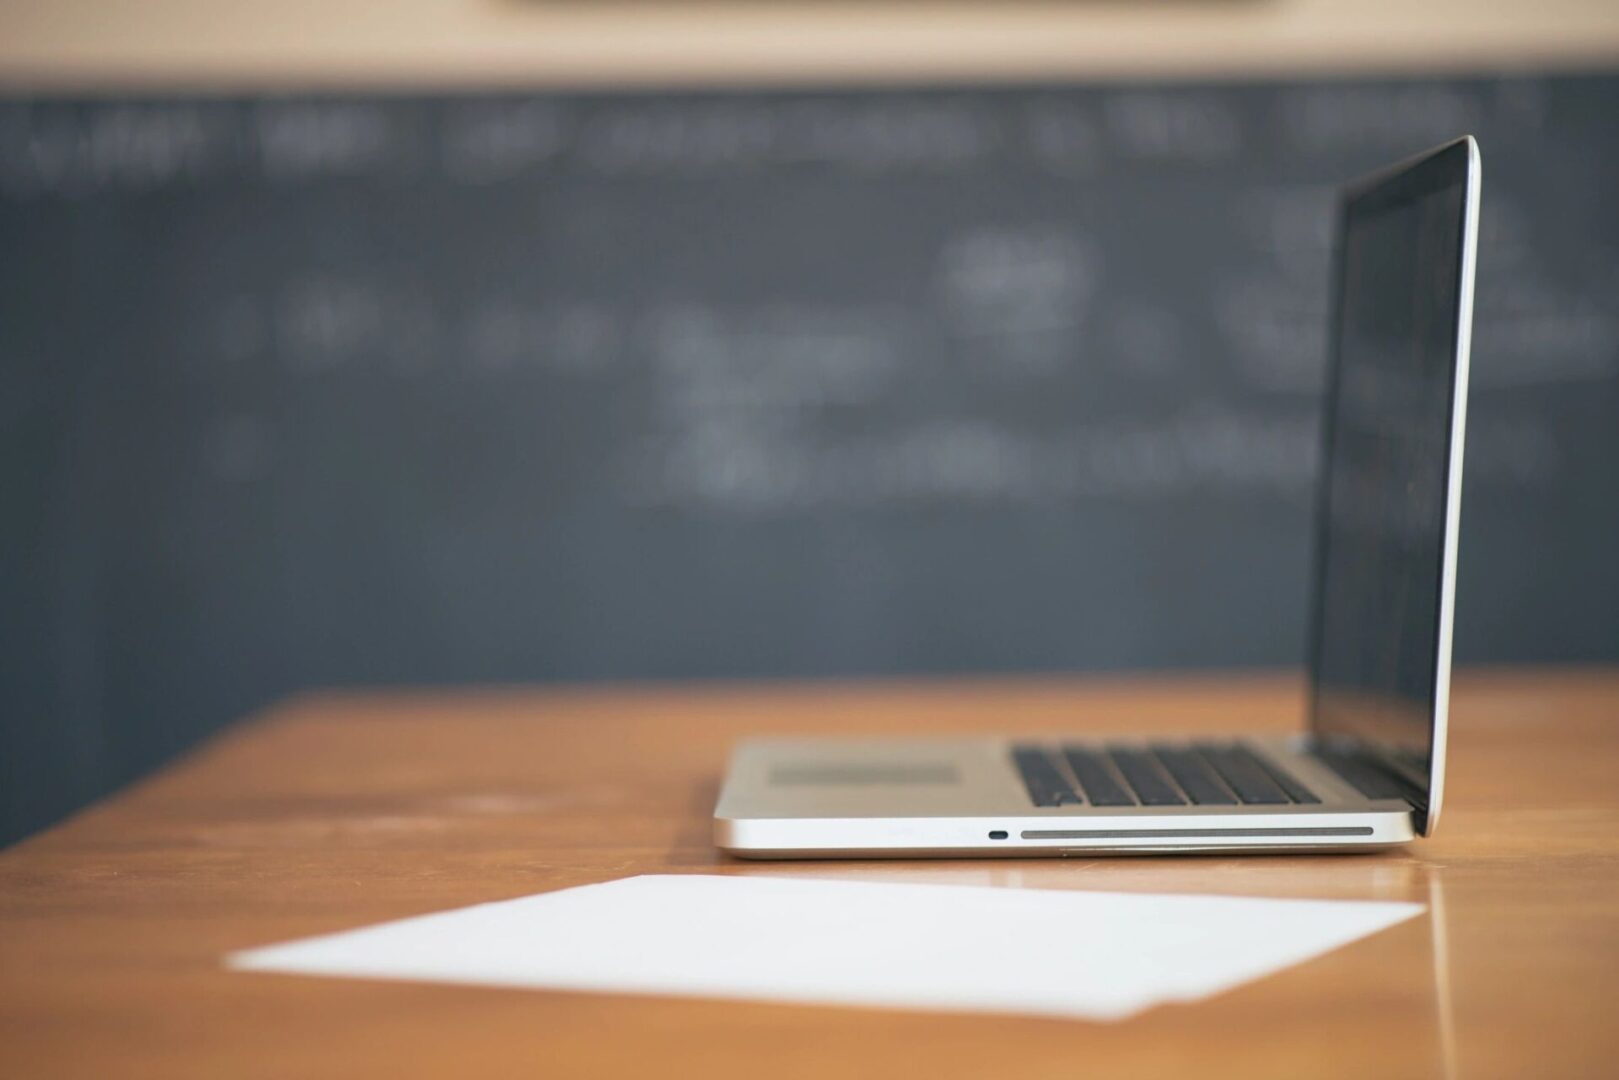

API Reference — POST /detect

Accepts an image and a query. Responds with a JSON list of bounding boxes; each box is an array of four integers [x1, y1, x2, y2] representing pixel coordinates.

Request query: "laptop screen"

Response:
[[1307, 139, 1478, 825]]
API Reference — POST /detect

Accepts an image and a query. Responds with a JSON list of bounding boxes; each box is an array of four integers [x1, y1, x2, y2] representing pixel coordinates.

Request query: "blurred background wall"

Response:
[[4, 0, 1618, 845]]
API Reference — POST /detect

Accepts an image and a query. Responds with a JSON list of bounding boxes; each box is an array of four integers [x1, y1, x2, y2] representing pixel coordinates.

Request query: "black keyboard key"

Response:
[[1313, 746, 1411, 801], [1197, 744, 1292, 805], [1061, 747, 1136, 806], [1244, 749, 1322, 804], [1106, 749, 1187, 806], [1012, 746, 1083, 807], [1151, 746, 1239, 805]]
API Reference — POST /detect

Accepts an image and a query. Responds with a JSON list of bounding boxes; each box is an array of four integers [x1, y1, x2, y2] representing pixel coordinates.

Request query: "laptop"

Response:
[[714, 136, 1481, 857]]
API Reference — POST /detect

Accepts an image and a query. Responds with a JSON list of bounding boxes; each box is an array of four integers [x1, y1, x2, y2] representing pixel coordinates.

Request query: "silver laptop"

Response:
[[715, 136, 1481, 858]]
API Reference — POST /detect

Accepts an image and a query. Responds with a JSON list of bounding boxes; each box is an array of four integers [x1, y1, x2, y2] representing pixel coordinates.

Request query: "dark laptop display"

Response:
[[1308, 141, 1475, 816]]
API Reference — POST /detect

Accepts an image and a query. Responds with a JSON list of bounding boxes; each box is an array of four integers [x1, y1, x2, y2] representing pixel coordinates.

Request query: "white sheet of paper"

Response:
[[228, 874, 1422, 1021]]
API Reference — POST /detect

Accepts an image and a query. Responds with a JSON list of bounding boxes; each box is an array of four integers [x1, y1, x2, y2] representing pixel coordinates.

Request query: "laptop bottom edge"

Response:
[[716, 810, 1417, 859]]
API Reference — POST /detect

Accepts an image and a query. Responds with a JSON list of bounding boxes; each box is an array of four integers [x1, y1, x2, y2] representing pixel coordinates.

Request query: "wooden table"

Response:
[[3, 669, 1617, 1079]]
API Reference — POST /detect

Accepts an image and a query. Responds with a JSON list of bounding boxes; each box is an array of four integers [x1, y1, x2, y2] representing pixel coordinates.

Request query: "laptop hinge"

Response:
[[1304, 734, 1429, 816]]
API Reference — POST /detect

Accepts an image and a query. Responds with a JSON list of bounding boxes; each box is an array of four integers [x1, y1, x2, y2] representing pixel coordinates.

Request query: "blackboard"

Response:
[[4, 74, 1617, 842]]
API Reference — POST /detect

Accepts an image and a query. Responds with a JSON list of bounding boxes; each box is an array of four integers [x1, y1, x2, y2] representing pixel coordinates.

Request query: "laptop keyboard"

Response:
[[1012, 742, 1322, 808]]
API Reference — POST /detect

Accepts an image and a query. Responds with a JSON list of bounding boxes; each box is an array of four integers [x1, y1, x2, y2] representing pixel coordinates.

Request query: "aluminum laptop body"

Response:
[[715, 137, 1481, 858]]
